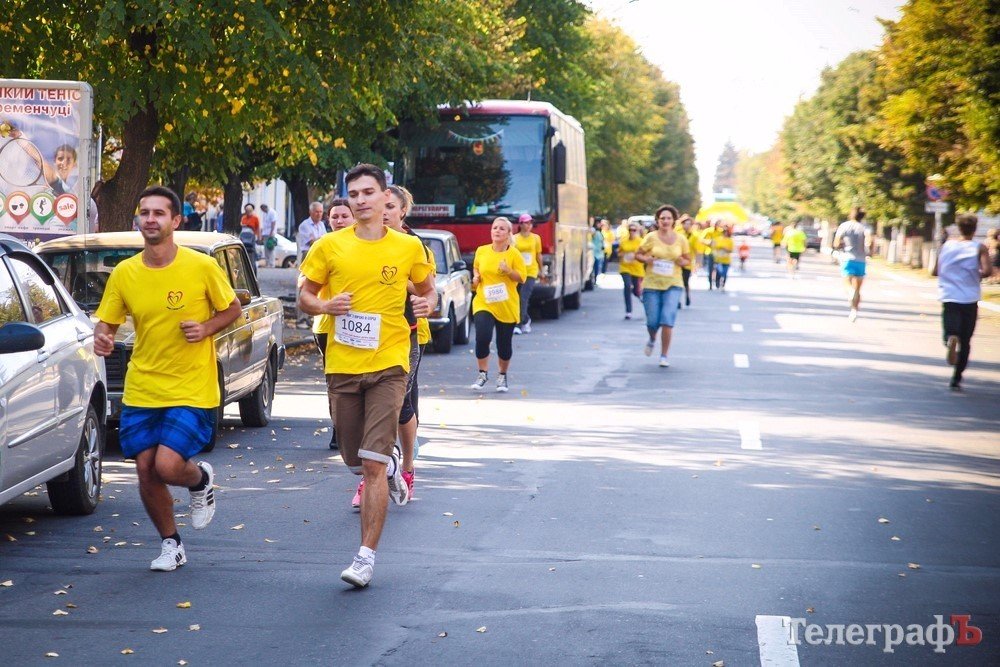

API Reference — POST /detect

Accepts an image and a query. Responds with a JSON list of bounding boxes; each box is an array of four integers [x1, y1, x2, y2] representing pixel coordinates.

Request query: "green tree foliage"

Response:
[[878, 0, 1000, 211], [713, 142, 739, 194], [735, 147, 795, 222]]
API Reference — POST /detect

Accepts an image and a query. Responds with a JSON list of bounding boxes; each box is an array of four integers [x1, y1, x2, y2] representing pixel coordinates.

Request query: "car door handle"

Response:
[[37, 350, 50, 362], [77, 330, 93, 342]]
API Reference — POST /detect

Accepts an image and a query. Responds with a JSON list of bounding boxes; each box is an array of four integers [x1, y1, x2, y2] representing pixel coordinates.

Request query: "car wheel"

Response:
[[239, 354, 276, 427], [563, 289, 581, 310], [432, 309, 454, 353], [540, 294, 563, 319], [282, 256, 296, 268], [48, 403, 103, 516], [453, 305, 471, 345]]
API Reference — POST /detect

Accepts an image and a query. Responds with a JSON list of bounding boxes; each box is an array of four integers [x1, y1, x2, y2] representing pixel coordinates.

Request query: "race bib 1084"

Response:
[[334, 311, 381, 349]]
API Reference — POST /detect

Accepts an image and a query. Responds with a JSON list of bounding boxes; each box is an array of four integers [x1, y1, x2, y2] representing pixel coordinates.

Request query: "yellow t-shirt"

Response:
[[95, 246, 236, 408], [783, 228, 807, 254], [513, 232, 542, 279], [700, 227, 718, 255], [618, 236, 645, 277], [687, 230, 703, 254], [416, 243, 437, 345], [714, 236, 734, 265], [472, 244, 526, 324], [771, 225, 785, 244], [638, 231, 689, 290], [300, 226, 431, 375], [601, 229, 614, 257]]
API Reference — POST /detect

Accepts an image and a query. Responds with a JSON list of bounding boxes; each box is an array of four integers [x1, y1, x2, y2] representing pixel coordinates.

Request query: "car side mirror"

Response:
[[234, 289, 252, 305], [452, 260, 467, 271], [0, 322, 45, 354]]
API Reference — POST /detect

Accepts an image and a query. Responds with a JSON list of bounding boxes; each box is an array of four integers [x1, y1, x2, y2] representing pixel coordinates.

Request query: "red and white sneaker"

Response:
[[402, 470, 414, 499], [351, 479, 364, 512]]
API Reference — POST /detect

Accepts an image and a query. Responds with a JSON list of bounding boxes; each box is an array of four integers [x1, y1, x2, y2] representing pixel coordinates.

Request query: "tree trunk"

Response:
[[222, 171, 244, 236], [169, 166, 190, 202], [286, 174, 310, 232], [94, 102, 158, 232]]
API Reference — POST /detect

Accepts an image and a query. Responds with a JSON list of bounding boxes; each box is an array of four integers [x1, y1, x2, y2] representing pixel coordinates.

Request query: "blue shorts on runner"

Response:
[[118, 406, 215, 460], [841, 260, 866, 278]]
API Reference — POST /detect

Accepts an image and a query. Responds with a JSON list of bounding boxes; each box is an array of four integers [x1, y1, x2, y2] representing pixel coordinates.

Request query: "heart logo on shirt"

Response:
[[380, 266, 398, 284], [166, 291, 184, 308]]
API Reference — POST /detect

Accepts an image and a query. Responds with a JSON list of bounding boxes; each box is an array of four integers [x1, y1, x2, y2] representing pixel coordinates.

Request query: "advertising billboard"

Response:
[[0, 79, 94, 240]]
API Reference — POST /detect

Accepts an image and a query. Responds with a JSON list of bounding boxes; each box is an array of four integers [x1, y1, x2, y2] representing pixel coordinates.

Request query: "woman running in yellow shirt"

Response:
[[618, 222, 645, 319], [713, 226, 734, 291], [513, 213, 542, 334], [635, 204, 691, 367], [470, 217, 526, 392]]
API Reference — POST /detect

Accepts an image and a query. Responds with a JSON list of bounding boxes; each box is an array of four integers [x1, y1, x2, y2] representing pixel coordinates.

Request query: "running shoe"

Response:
[[849, 308, 858, 322], [523, 320, 532, 333], [329, 426, 338, 450], [644, 340, 654, 357], [387, 450, 410, 506], [351, 479, 364, 511], [340, 555, 374, 588], [513, 326, 523, 335], [658, 356, 670, 368], [150, 538, 186, 572], [189, 462, 215, 530], [496, 374, 509, 393], [624, 313, 632, 320], [949, 380, 962, 392], [946, 335, 959, 366], [470, 371, 488, 391], [402, 470, 415, 496]]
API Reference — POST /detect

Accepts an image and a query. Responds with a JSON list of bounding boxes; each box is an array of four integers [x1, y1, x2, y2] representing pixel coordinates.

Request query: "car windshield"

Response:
[[40, 248, 142, 311], [396, 115, 550, 218]]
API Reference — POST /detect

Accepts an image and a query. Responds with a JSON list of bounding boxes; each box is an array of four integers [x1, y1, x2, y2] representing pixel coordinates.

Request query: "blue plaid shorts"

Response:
[[118, 406, 214, 460]]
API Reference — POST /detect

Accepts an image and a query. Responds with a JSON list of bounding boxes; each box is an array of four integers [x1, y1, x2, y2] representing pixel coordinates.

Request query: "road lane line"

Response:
[[732, 324, 744, 333], [730, 305, 740, 312], [739, 421, 762, 450], [756, 615, 800, 666], [734, 354, 750, 368]]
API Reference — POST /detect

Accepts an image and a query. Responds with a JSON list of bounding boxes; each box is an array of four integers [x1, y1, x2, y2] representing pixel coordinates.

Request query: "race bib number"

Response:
[[484, 282, 509, 303], [522, 252, 533, 266], [334, 311, 381, 349], [622, 252, 635, 263], [652, 259, 674, 276], [716, 248, 730, 257]]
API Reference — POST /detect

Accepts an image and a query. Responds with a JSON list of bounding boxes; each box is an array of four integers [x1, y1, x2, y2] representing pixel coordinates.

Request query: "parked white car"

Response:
[[256, 233, 298, 268], [0, 235, 107, 514], [413, 229, 472, 353]]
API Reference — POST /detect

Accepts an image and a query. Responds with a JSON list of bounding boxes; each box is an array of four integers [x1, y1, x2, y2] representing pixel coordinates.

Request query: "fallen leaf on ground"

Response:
[[751, 564, 762, 569], [476, 626, 487, 633], [152, 628, 168, 634], [231, 524, 245, 530], [1, 580, 12, 587], [66, 604, 77, 609], [5, 534, 17, 542], [176, 601, 192, 608], [813, 525, 821, 531], [115, 541, 127, 547], [188, 624, 200, 631], [548, 568, 556, 572], [806, 607, 815, 613], [713, 460, 724, 467], [227, 444, 239, 449], [878, 517, 890, 524], [712, 661, 725, 667], [438, 632, 447, 638], [44, 652, 59, 658], [86, 546, 98, 554], [443, 512, 453, 517], [907, 562, 921, 570], [179, 661, 188, 666], [53, 609, 69, 616], [891, 536, 901, 541], [121, 649, 134, 655], [266, 479, 281, 484], [26, 531, 36, 536], [264, 538, 277, 543], [453, 521, 460, 528], [92, 526, 103, 532], [24, 517, 35, 523]]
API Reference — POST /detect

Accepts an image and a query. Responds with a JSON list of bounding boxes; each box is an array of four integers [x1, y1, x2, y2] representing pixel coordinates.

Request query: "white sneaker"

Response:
[[644, 340, 654, 357], [470, 371, 488, 391], [386, 450, 409, 506], [513, 326, 523, 335], [624, 313, 632, 320], [340, 555, 374, 588], [189, 462, 216, 530], [659, 356, 670, 368], [150, 538, 186, 572], [848, 308, 858, 322], [496, 374, 509, 393], [523, 321, 531, 333]]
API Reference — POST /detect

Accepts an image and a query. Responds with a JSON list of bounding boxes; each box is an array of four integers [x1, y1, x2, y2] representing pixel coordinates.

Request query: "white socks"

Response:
[[359, 546, 375, 562]]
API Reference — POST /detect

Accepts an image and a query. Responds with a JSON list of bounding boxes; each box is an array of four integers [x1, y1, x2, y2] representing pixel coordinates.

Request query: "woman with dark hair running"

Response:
[[635, 204, 691, 368]]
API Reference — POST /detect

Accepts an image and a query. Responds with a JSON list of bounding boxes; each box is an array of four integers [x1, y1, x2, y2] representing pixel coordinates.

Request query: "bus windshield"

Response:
[[396, 115, 550, 218]]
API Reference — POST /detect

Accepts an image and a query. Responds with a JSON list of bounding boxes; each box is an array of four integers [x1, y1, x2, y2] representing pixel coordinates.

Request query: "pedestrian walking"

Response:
[[770, 221, 785, 263], [295, 202, 327, 326], [834, 206, 871, 321], [470, 216, 526, 393], [600, 219, 615, 265], [931, 214, 992, 391], [678, 216, 695, 307], [298, 164, 436, 588], [713, 226, 733, 291], [738, 238, 750, 272], [513, 213, 542, 334], [618, 221, 645, 319], [93, 186, 241, 571], [701, 221, 717, 289], [591, 222, 605, 277], [782, 221, 807, 278], [635, 204, 691, 367], [260, 203, 278, 268]]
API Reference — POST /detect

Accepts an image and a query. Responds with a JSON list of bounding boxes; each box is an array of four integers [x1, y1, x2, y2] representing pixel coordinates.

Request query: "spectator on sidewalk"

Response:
[[260, 204, 278, 268], [931, 214, 992, 391]]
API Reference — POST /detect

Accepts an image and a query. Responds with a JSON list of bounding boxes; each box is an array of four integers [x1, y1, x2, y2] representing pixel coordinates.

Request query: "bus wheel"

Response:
[[563, 289, 581, 310], [540, 296, 562, 320]]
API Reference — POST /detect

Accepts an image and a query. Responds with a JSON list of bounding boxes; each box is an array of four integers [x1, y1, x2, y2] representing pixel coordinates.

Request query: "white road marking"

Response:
[[732, 324, 744, 333], [730, 305, 740, 312], [756, 615, 801, 666], [734, 354, 750, 368], [739, 421, 762, 450]]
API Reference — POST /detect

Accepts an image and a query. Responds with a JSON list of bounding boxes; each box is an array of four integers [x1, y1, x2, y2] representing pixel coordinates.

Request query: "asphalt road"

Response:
[[2, 240, 998, 666]]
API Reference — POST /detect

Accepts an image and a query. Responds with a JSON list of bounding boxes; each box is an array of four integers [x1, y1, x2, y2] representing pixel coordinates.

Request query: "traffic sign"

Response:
[[926, 183, 949, 201], [925, 201, 949, 214]]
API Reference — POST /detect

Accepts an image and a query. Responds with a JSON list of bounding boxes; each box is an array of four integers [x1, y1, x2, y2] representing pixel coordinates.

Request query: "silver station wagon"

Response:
[[413, 229, 472, 353], [36, 232, 285, 451], [0, 235, 107, 514]]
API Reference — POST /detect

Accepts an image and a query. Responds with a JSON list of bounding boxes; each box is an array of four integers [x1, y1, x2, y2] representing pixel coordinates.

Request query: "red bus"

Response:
[[393, 100, 590, 318]]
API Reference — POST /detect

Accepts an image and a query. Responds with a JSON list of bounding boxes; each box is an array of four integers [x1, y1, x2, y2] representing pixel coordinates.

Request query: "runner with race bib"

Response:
[[618, 222, 645, 320], [470, 217, 526, 393], [635, 204, 691, 368]]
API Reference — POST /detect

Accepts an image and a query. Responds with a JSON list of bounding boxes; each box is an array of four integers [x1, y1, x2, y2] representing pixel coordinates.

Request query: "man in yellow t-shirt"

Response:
[[713, 226, 734, 290], [770, 222, 785, 263], [782, 221, 808, 278], [513, 213, 543, 334], [298, 164, 435, 589], [93, 186, 241, 572]]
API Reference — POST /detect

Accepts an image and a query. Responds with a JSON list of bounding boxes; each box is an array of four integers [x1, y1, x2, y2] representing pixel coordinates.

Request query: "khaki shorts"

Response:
[[326, 367, 407, 472]]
